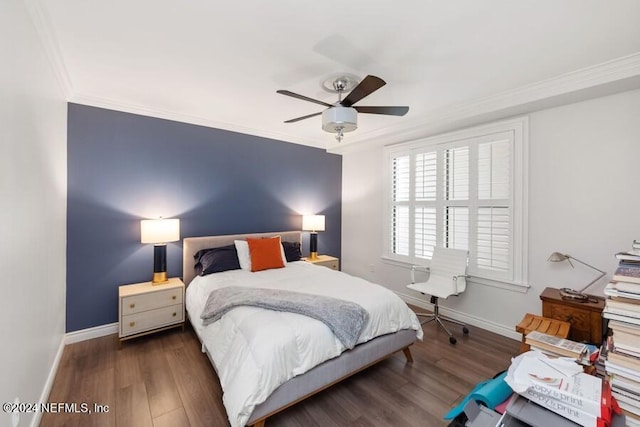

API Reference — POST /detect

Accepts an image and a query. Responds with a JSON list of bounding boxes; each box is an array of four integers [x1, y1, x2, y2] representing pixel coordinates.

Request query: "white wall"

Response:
[[0, 1, 67, 426], [342, 88, 640, 339]]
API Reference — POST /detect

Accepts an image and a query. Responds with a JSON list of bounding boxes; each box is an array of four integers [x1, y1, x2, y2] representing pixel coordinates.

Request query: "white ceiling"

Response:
[[32, 0, 640, 152]]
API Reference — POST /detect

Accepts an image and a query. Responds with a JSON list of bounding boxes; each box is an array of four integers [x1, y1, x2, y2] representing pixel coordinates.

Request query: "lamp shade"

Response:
[[302, 215, 325, 232], [547, 252, 570, 263], [141, 218, 180, 244]]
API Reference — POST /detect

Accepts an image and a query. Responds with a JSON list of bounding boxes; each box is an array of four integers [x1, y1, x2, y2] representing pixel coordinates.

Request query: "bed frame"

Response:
[[183, 231, 417, 427]]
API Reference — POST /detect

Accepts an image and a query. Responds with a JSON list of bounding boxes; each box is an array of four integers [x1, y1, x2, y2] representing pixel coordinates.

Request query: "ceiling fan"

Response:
[[277, 75, 409, 142]]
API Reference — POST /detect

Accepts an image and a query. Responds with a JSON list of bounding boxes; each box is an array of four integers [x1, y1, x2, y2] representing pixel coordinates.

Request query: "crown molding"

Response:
[[24, 0, 325, 149], [329, 53, 640, 155], [70, 93, 324, 149], [24, 0, 639, 156], [24, 0, 74, 99]]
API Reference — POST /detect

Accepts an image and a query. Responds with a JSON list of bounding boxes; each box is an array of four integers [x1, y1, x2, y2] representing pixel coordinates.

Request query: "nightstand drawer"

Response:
[[121, 303, 184, 336], [304, 255, 340, 270], [325, 260, 340, 270], [547, 305, 591, 330], [121, 288, 183, 315], [319, 259, 339, 270]]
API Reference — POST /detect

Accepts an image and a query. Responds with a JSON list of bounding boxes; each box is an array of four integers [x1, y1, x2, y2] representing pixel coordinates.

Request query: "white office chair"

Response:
[[407, 246, 470, 344]]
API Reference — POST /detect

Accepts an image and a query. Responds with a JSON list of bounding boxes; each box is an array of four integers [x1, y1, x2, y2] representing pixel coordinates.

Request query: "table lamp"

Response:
[[141, 218, 180, 284], [547, 252, 605, 301], [302, 214, 325, 260]]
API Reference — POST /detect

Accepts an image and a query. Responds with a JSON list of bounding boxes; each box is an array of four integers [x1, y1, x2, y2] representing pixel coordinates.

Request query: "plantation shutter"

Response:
[[385, 125, 521, 283], [476, 136, 512, 274], [444, 146, 470, 251], [415, 152, 437, 258], [391, 154, 410, 256]]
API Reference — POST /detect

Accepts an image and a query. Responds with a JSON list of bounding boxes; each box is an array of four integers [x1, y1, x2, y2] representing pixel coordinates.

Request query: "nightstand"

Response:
[[539, 287, 605, 344], [303, 255, 340, 270], [118, 277, 185, 343]]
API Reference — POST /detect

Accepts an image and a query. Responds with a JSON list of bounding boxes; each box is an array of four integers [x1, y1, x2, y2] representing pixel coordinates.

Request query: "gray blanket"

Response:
[[200, 286, 369, 349]]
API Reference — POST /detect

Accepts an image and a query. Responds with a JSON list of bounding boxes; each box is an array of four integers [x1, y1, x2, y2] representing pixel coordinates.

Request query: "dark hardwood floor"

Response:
[[41, 314, 520, 427]]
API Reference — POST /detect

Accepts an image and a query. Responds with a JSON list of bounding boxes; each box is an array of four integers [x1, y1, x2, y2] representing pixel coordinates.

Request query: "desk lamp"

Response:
[[547, 252, 605, 301]]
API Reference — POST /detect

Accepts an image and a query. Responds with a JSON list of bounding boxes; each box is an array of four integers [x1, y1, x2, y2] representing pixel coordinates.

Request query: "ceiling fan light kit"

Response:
[[322, 106, 357, 142], [278, 74, 409, 143]]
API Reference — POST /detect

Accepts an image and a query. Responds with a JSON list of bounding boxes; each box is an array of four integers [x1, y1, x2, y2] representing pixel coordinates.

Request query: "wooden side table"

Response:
[[539, 287, 605, 344]]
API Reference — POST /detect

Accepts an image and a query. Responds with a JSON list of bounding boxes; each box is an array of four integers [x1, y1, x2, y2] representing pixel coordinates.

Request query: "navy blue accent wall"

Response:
[[67, 104, 342, 332]]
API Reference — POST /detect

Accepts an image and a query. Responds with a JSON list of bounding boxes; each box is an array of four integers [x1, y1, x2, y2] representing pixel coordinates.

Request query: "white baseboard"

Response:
[[30, 324, 118, 426], [396, 291, 521, 341], [65, 322, 118, 345], [30, 336, 65, 427]]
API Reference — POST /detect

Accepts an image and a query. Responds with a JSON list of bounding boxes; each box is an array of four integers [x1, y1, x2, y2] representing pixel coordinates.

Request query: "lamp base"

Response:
[[309, 232, 319, 260], [151, 244, 169, 285], [559, 287, 597, 303], [152, 271, 169, 285]]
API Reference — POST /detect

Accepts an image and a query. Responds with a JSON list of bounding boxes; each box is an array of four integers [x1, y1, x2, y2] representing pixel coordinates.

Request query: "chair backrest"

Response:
[[430, 246, 469, 294]]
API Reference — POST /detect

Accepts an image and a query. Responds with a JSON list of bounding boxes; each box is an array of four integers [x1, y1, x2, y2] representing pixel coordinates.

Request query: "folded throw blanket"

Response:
[[200, 286, 369, 349]]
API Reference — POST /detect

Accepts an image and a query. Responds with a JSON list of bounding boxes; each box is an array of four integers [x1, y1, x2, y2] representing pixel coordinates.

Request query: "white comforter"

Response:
[[186, 261, 422, 427]]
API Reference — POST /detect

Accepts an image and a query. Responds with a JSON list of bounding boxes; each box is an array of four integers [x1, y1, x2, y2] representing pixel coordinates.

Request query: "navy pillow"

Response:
[[282, 241, 302, 262], [194, 245, 241, 276]]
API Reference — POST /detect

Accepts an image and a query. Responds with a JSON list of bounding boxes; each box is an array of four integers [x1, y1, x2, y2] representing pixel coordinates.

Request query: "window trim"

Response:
[[382, 116, 529, 290]]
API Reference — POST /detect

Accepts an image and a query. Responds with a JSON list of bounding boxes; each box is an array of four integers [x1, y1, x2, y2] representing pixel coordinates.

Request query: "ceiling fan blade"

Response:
[[277, 90, 333, 108], [284, 111, 323, 123], [341, 75, 386, 107], [354, 106, 409, 116]]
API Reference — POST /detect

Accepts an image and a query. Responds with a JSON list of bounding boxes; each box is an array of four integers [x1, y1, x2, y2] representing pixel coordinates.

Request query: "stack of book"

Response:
[[525, 330, 588, 359], [603, 249, 640, 426], [613, 249, 640, 286]]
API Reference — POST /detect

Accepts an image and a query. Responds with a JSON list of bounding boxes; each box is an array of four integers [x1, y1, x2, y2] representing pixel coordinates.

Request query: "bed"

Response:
[[183, 231, 423, 427]]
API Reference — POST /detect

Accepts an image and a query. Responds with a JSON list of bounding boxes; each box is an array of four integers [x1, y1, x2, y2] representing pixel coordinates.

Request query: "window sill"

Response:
[[380, 256, 530, 293]]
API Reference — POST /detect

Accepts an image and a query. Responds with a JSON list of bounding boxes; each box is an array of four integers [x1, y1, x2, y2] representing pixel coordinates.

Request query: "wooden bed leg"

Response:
[[250, 420, 266, 427], [402, 347, 414, 363]]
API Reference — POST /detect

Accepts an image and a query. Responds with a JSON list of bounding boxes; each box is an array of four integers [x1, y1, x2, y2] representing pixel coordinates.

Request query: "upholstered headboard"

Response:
[[182, 230, 302, 286]]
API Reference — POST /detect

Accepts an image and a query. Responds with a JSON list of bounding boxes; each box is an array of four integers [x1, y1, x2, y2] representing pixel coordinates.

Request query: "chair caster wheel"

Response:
[[463, 326, 469, 335], [449, 336, 457, 345]]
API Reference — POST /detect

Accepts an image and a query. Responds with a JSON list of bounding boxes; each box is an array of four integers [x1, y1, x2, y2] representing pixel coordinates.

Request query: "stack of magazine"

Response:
[[603, 244, 640, 426]]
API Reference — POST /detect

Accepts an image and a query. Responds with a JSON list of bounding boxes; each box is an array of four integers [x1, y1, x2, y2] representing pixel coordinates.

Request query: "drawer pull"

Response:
[[129, 303, 135, 309], [172, 295, 177, 300], [129, 321, 135, 327], [173, 312, 177, 317]]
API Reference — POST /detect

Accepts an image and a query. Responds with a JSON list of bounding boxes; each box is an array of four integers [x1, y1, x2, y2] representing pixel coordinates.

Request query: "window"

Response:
[[384, 117, 528, 286]]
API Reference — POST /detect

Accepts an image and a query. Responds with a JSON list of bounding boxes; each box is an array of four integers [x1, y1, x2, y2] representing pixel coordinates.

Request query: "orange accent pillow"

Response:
[[247, 236, 285, 272]]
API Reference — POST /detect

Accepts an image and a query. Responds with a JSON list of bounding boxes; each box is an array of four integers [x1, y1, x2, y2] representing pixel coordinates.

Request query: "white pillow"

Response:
[[234, 237, 288, 271], [234, 240, 251, 270]]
